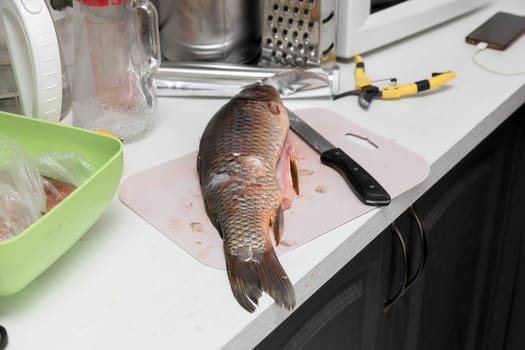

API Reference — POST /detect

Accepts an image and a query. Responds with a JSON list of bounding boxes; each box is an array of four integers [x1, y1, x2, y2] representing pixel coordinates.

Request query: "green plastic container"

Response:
[[0, 112, 123, 296]]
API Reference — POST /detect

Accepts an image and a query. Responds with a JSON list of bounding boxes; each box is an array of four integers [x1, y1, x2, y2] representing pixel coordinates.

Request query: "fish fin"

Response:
[[225, 252, 262, 313], [207, 215, 223, 239], [255, 249, 296, 311], [215, 218, 224, 239], [225, 248, 296, 312], [271, 205, 284, 246], [201, 197, 223, 239], [290, 157, 299, 195]]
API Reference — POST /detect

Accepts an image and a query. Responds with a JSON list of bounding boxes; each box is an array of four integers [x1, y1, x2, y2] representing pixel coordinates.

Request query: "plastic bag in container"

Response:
[[0, 137, 46, 240], [34, 151, 94, 187], [0, 136, 94, 241]]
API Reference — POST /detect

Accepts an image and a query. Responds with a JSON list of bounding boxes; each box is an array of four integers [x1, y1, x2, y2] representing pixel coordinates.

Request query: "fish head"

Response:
[[237, 83, 281, 102], [237, 84, 290, 130]]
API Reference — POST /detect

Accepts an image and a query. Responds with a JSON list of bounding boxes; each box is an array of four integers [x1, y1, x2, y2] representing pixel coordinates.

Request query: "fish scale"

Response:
[[197, 84, 297, 312]]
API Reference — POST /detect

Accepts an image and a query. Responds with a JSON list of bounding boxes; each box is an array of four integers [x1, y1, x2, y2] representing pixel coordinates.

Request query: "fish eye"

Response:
[[269, 103, 281, 115]]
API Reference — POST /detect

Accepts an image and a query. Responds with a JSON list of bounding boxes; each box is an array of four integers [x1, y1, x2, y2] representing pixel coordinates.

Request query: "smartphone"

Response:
[[466, 12, 525, 50]]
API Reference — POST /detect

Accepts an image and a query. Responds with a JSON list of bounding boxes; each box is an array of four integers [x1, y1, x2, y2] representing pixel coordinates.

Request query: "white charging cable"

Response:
[[472, 42, 525, 76]]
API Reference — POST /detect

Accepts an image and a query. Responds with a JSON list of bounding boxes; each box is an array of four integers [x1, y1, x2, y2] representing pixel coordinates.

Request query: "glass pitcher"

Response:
[[72, 0, 160, 141]]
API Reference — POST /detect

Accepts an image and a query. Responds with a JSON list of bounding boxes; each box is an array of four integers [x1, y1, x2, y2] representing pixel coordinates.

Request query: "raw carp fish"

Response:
[[197, 84, 299, 312]]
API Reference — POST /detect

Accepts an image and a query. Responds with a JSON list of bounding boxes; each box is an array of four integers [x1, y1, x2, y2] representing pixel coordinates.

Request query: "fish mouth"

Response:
[[236, 83, 281, 102]]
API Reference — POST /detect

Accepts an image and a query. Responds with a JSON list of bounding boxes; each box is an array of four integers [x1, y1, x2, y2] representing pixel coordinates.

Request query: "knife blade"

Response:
[[286, 108, 391, 206]]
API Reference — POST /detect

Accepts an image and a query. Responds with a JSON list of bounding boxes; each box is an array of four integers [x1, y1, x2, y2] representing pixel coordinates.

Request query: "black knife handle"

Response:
[[320, 148, 391, 206]]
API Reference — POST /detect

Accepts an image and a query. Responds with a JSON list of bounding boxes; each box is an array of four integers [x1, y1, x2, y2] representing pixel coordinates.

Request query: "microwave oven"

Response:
[[336, 0, 494, 59]]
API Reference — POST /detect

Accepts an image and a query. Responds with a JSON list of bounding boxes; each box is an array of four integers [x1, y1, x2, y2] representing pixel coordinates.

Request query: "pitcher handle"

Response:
[[132, 0, 161, 73]]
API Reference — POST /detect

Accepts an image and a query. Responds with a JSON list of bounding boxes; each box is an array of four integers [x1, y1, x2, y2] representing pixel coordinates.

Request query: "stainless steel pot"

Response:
[[155, 0, 263, 64]]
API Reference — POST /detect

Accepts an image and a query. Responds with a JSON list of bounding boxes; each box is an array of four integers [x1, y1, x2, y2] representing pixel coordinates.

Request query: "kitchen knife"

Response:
[[286, 108, 391, 206]]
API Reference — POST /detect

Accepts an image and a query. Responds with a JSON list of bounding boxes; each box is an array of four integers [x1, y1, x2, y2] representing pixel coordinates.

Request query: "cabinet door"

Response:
[[380, 116, 518, 350], [256, 235, 383, 350], [485, 105, 525, 350]]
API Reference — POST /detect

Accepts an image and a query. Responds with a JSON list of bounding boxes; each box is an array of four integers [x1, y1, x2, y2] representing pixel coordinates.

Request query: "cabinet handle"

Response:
[[402, 206, 428, 295], [384, 222, 408, 313], [0, 325, 7, 350]]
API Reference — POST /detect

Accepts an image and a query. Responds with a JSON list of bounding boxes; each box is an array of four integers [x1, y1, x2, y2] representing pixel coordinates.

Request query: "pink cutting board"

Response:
[[119, 108, 429, 269]]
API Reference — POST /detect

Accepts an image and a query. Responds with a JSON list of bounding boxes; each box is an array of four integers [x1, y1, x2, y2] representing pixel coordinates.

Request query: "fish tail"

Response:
[[225, 249, 296, 313]]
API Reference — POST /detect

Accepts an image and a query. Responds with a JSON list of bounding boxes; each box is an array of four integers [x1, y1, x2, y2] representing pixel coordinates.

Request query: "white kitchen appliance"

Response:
[[336, 0, 494, 59], [0, 0, 62, 121]]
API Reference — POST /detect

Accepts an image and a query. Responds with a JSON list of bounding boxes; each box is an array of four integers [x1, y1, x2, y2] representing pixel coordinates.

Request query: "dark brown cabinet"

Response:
[[380, 104, 523, 350], [257, 103, 525, 350], [255, 235, 383, 349]]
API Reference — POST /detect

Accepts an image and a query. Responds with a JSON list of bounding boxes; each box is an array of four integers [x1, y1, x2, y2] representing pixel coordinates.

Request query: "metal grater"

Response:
[[261, 0, 337, 68]]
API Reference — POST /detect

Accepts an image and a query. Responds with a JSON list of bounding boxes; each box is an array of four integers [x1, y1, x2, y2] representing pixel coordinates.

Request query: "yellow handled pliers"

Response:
[[333, 55, 456, 109]]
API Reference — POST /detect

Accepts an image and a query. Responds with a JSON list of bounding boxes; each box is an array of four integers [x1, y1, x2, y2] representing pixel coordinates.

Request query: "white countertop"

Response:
[[1, 0, 525, 348]]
